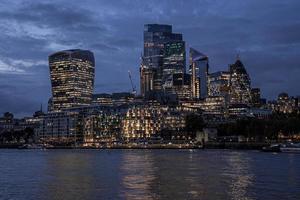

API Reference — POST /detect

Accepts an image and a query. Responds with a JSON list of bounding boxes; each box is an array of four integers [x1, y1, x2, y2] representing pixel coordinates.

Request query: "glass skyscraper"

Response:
[[229, 58, 251, 105], [189, 48, 209, 99], [141, 24, 185, 96], [49, 49, 95, 111], [163, 40, 186, 83]]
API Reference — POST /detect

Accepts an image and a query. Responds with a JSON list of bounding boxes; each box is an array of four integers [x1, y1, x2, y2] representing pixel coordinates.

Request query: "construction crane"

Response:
[[128, 70, 137, 95]]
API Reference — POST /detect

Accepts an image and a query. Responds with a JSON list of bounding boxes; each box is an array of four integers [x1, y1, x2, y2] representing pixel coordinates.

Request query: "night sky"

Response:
[[0, 0, 299, 117]]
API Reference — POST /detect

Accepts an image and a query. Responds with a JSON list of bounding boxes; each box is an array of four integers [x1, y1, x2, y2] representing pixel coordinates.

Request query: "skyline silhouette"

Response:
[[0, 0, 299, 117]]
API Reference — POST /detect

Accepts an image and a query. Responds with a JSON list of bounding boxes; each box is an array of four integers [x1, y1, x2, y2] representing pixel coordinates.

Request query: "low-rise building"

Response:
[[122, 104, 188, 140]]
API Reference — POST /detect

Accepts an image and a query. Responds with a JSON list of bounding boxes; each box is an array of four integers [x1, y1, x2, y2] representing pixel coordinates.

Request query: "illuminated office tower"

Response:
[[141, 24, 185, 96], [49, 49, 95, 111], [162, 40, 185, 83], [208, 71, 230, 97], [229, 57, 251, 105], [140, 57, 155, 97], [189, 48, 209, 99]]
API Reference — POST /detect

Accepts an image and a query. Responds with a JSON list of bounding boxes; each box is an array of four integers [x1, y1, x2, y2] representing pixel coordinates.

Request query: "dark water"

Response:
[[0, 149, 299, 200]]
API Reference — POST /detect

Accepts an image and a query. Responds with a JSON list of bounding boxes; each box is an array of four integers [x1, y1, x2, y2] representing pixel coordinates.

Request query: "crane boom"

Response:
[[128, 70, 137, 95]]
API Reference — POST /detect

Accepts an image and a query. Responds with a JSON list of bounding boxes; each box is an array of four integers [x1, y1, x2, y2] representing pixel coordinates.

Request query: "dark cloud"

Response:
[[0, 0, 299, 117]]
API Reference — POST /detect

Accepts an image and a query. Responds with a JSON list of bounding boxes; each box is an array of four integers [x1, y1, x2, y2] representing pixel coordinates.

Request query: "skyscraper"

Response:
[[49, 49, 95, 111], [208, 71, 230, 97], [189, 48, 209, 99], [141, 24, 185, 96], [140, 57, 154, 97], [229, 57, 251, 105], [162, 40, 186, 83]]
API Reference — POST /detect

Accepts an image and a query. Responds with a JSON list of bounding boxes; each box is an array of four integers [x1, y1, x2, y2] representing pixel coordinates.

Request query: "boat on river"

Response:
[[262, 144, 281, 152], [280, 143, 300, 153]]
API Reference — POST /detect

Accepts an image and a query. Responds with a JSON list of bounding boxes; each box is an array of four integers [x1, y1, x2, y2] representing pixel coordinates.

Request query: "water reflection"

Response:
[[0, 150, 299, 200], [120, 150, 157, 200], [119, 150, 231, 200], [223, 151, 254, 200], [43, 151, 96, 200]]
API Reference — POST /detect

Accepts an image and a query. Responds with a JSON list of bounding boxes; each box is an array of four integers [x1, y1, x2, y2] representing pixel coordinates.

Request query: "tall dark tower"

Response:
[[141, 24, 185, 97], [49, 49, 95, 111], [229, 57, 251, 105], [189, 48, 209, 99]]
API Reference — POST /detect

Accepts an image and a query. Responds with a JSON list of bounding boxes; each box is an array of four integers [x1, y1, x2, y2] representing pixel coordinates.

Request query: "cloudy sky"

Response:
[[0, 0, 299, 117]]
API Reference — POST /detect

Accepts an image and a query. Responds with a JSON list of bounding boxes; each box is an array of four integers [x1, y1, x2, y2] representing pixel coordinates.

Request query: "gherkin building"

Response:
[[229, 58, 251, 105]]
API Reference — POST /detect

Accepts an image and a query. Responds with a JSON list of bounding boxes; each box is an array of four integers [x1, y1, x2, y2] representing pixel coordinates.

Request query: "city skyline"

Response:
[[0, 0, 300, 117]]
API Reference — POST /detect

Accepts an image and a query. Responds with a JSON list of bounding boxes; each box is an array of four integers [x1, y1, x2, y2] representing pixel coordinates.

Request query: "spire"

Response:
[[40, 103, 43, 112], [236, 51, 241, 60]]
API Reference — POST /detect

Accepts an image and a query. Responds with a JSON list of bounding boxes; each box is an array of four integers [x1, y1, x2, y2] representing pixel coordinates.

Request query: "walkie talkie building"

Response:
[[49, 49, 95, 111]]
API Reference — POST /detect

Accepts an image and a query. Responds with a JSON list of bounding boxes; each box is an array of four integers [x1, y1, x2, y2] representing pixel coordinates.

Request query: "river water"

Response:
[[0, 149, 299, 200]]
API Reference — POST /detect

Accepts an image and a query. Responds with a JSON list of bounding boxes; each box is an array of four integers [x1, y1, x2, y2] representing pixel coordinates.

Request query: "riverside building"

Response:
[[122, 104, 188, 140]]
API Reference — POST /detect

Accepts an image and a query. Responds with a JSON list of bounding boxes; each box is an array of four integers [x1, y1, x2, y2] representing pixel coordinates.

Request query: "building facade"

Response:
[[49, 49, 95, 111], [141, 24, 185, 96], [189, 48, 209, 99], [229, 58, 251, 105], [122, 104, 188, 140], [208, 71, 230, 97]]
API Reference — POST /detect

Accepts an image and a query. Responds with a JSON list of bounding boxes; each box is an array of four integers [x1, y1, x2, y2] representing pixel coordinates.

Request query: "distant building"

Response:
[[199, 96, 227, 115], [251, 88, 261, 107], [141, 24, 185, 96], [0, 111, 44, 134], [189, 48, 209, 99], [49, 49, 95, 111], [92, 92, 135, 107], [276, 93, 298, 113], [229, 57, 251, 105], [92, 93, 113, 106], [228, 104, 250, 118], [249, 107, 272, 119], [163, 73, 192, 100], [208, 71, 230, 97], [140, 61, 155, 97], [0, 112, 14, 131]]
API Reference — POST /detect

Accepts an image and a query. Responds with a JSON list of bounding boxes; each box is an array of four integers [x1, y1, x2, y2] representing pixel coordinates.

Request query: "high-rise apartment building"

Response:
[[49, 49, 95, 111], [189, 48, 209, 99]]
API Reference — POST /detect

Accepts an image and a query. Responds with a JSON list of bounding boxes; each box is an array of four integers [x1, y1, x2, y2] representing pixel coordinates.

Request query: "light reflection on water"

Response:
[[222, 151, 254, 200], [120, 151, 157, 199], [0, 149, 299, 200]]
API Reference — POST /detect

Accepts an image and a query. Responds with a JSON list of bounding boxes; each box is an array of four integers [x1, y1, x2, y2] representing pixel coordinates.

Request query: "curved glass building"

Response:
[[229, 58, 251, 105], [49, 49, 95, 111]]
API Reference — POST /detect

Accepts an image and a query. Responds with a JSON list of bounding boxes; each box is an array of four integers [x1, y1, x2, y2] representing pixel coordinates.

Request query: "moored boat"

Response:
[[262, 144, 281, 152], [280, 143, 300, 153]]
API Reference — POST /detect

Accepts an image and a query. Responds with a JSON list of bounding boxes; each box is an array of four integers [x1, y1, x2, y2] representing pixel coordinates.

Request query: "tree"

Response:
[[185, 114, 206, 133]]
